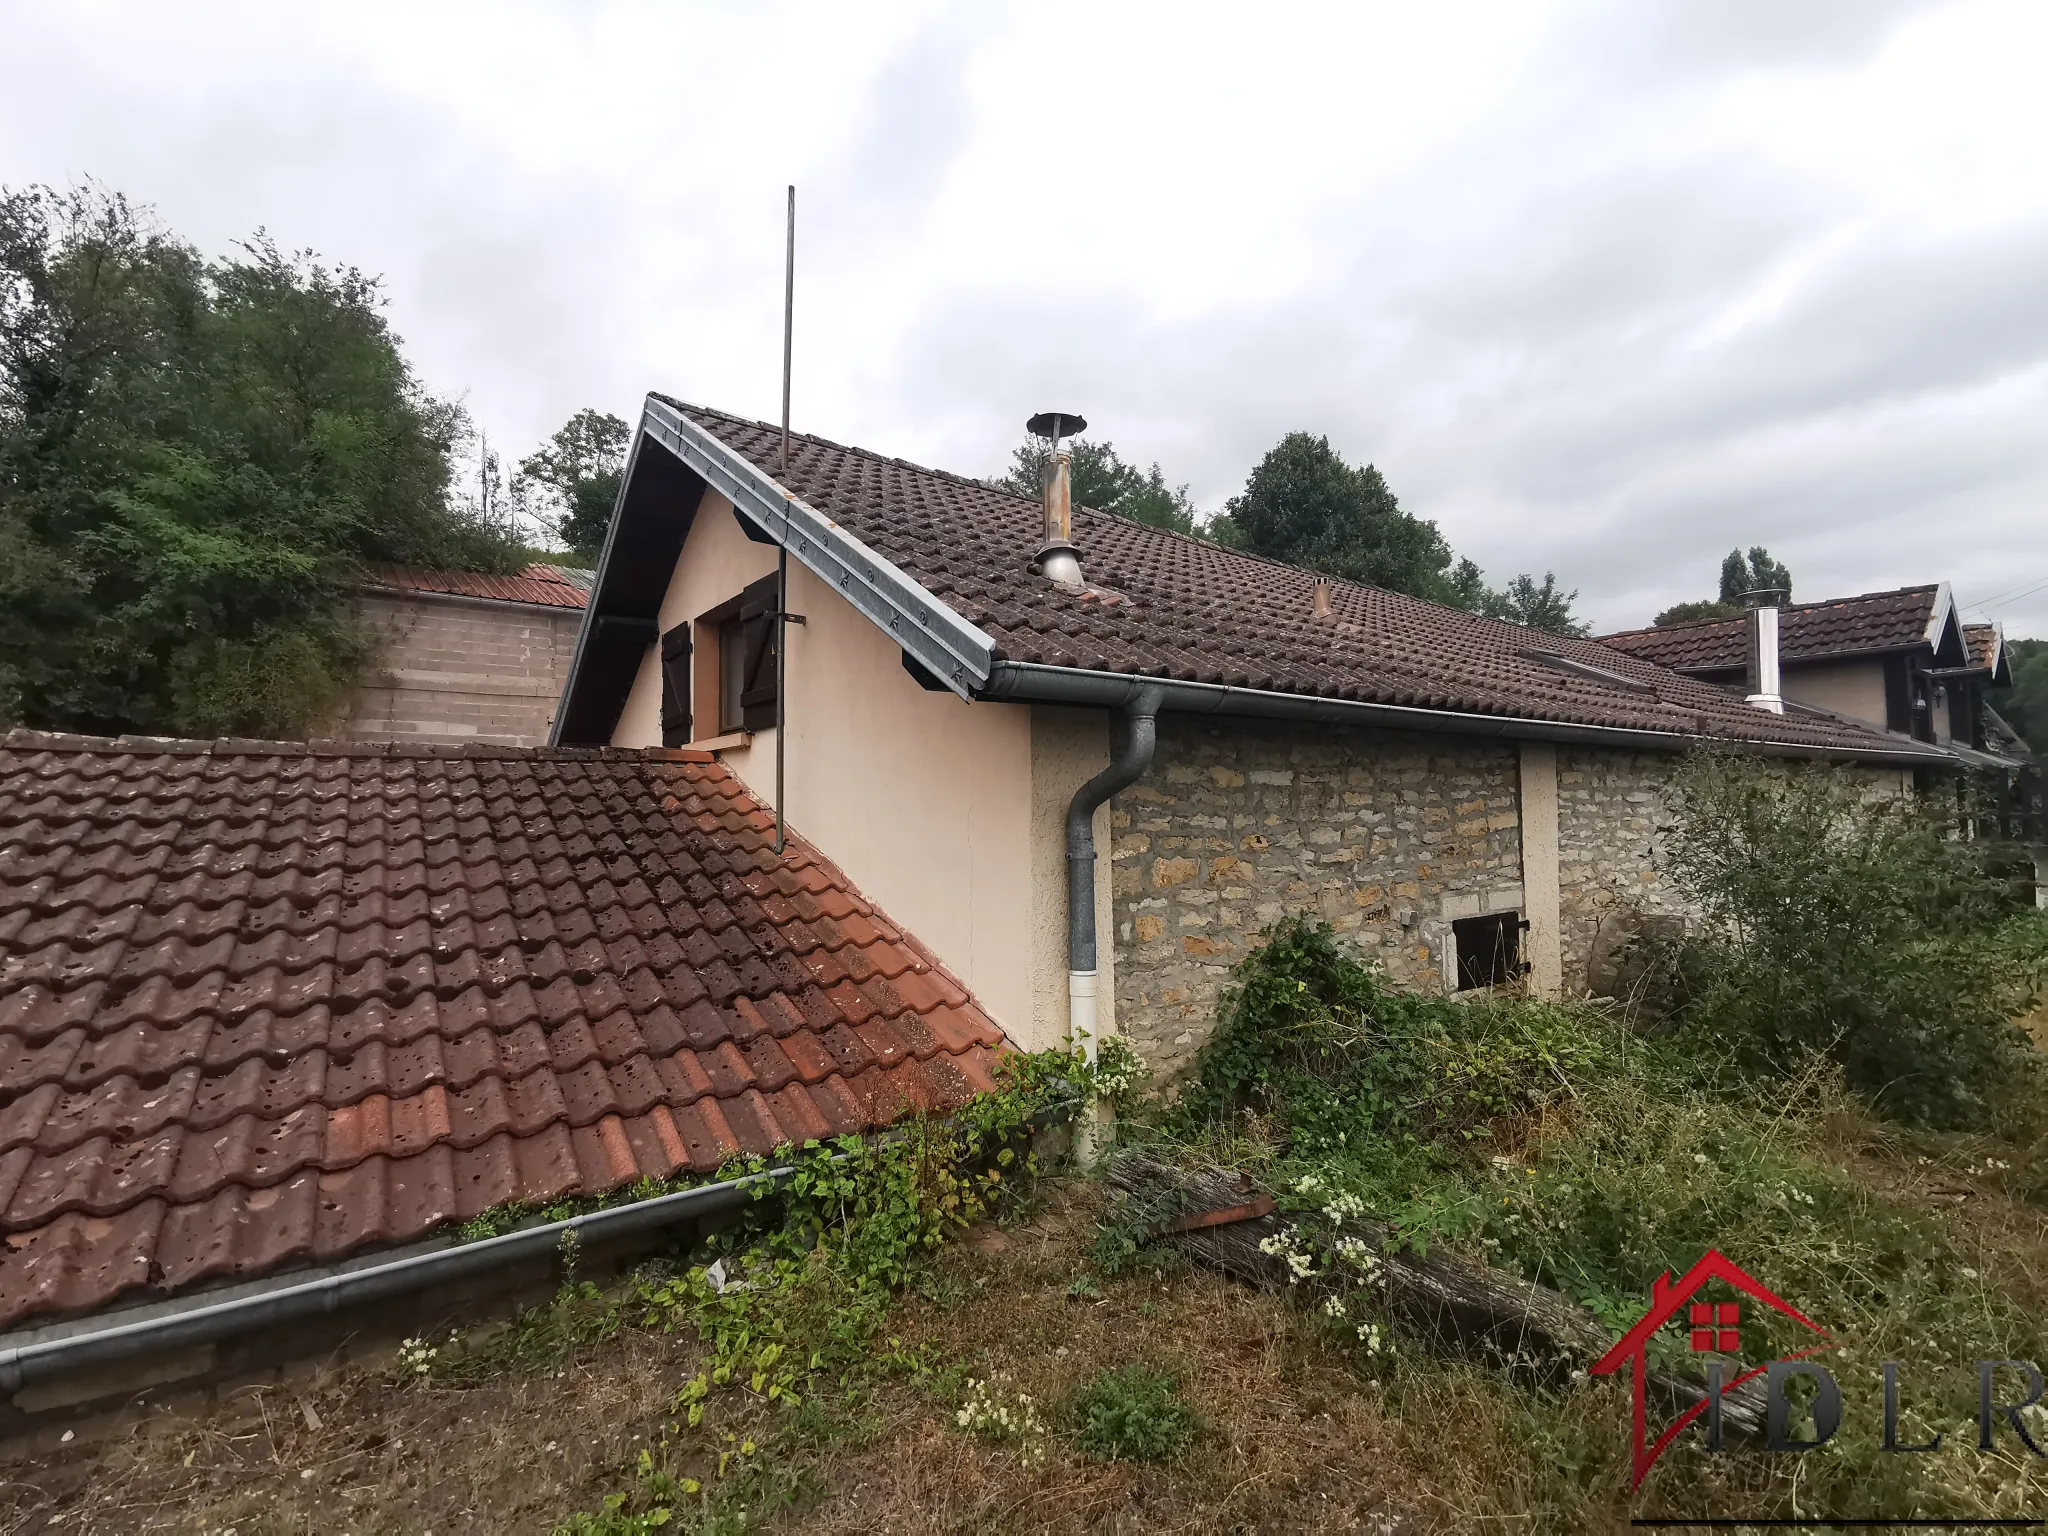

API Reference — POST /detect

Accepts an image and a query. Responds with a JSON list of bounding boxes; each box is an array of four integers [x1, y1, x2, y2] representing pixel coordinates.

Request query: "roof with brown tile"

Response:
[[1965, 623, 2006, 679], [0, 731, 1007, 1329], [1599, 586, 1944, 674], [656, 402, 1937, 761], [366, 562, 593, 609]]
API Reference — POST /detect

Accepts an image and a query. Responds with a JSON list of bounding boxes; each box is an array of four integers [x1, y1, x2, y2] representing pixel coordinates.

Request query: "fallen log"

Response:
[[1104, 1153, 1766, 1437]]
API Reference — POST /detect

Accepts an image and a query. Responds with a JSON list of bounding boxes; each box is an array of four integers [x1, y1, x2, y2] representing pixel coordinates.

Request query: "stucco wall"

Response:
[[346, 590, 583, 747], [1784, 659, 1888, 727], [612, 495, 1043, 1044], [1107, 716, 1525, 1080]]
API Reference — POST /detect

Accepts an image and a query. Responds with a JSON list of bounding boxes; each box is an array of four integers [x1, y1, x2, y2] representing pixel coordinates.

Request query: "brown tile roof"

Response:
[[666, 402, 1934, 760], [0, 732, 1006, 1329], [1965, 623, 2002, 673], [366, 562, 593, 609], [1600, 586, 1942, 673]]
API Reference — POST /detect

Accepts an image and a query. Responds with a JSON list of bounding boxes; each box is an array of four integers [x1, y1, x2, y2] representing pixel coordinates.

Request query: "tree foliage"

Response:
[[1476, 571, 1588, 636], [1720, 545, 1792, 605], [1652, 598, 1742, 628], [1650, 547, 1793, 628], [997, 434, 1198, 535], [1219, 432, 1587, 633], [0, 183, 522, 737], [1991, 637, 2048, 756], [517, 407, 628, 561]]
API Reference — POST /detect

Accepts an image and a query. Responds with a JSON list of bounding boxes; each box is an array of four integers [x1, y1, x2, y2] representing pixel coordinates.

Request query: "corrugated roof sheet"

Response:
[[0, 732, 1007, 1329], [663, 402, 1936, 760], [367, 562, 593, 609], [1600, 586, 1941, 673]]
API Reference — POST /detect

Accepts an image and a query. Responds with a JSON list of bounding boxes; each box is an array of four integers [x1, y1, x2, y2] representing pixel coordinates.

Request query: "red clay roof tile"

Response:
[[0, 732, 1015, 1329]]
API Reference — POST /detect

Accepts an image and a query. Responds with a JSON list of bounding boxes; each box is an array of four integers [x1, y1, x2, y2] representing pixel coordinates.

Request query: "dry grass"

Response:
[[4, 1180, 1622, 1534], [18, 1147, 2048, 1535]]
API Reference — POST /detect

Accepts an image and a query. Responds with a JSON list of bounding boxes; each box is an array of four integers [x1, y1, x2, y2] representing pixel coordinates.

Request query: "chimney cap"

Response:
[[1026, 411, 1087, 440]]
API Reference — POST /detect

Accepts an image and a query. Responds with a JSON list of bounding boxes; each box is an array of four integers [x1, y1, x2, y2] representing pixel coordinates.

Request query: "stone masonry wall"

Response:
[[343, 591, 583, 747], [1553, 746, 1695, 989], [1109, 717, 1524, 1081]]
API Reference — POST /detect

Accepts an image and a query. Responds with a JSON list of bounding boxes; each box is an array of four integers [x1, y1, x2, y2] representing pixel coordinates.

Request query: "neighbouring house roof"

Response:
[[1964, 622, 2011, 684], [557, 397, 1947, 764], [0, 731, 1006, 1329], [1599, 585, 1955, 674], [366, 562, 594, 609]]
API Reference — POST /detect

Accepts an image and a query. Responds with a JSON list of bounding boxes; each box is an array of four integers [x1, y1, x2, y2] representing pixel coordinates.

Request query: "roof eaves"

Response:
[[978, 661, 1952, 767], [642, 398, 996, 697]]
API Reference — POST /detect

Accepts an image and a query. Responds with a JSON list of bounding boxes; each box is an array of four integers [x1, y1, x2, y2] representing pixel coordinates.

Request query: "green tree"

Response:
[[1221, 432, 1467, 601], [1479, 572, 1588, 636], [0, 183, 519, 738], [998, 435, 1199, 535], [1219, 432, 1587, 632], [1653, 598, 1742, 628], [1992, 637, 2048, 755], [517, 407, 628, 561], [1718, 546, 1792, 605]]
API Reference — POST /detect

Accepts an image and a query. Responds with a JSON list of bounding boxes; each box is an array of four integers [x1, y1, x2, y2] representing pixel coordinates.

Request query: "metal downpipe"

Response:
[[1063, 686, 1164, 1063]]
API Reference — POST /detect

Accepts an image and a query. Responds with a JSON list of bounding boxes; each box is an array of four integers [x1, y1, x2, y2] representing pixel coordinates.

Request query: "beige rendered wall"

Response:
[[613, 494, 1045, 1044], [346, 590, 584, 747], [1784, 659, 1887, 726]]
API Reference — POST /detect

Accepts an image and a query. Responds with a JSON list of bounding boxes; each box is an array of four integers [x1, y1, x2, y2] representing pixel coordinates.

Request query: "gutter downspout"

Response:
[[1064, 686, 1165, 1068]]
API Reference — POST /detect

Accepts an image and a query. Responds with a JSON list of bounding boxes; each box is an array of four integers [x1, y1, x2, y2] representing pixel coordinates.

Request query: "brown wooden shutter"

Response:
[[659, 623, 692, 747], [736, 573, 780, 733]]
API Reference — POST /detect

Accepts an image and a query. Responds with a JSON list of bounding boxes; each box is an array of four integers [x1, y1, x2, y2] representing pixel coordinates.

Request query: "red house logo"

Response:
[[1589, 1250, 1832, 1489]]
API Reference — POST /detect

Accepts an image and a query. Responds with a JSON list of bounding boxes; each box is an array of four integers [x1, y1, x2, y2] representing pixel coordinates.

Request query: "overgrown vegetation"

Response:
[[1660, 754, 2048, 1127], [0, 183, 527, 737], [1103, 754, 2048, 1524]]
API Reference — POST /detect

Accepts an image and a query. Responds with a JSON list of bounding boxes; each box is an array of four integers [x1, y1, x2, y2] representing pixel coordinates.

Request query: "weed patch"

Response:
[[1072, 1365, 1200, 1464]]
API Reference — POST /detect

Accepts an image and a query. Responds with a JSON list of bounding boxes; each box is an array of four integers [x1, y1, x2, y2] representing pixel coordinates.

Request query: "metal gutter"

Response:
[[977, 660, 1951, 768], [0, 1165, 791, 1394], [639, 399, 995, 699]]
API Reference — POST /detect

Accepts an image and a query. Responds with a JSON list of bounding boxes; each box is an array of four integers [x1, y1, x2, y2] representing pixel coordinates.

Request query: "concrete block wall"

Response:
[[343, 591, 584, 748], [1108, 716, 1525, 1081]]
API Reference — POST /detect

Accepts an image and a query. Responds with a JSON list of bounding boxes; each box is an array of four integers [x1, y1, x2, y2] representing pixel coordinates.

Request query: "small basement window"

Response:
[[1453, 910, 1523, 992]]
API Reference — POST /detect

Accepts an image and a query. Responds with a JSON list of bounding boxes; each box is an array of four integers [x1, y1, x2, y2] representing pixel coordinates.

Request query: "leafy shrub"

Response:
[[1072, 1365, 1199, 1463], [1664, 754, 2048, 1127], [1176, 916, 1611, 1156]]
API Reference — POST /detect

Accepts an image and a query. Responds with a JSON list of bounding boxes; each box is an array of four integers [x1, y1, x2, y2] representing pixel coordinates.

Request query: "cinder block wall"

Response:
[[1108, 716, 1526, 1081], [344, 591, 584, 748]]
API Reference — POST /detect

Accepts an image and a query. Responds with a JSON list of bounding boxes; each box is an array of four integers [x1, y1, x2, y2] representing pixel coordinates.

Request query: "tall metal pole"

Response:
[[775, 186, 794, 855]]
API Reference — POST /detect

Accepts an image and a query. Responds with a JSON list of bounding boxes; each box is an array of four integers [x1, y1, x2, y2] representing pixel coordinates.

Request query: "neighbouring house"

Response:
[[1598, 585, 2011, 754], [551, 397, 1956, 1088], [343, 562, 593, 747], [0, 732, 1005, 1413]]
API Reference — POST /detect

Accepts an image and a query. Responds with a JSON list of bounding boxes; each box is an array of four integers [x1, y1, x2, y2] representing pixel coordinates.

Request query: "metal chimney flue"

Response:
[[1027, 410, 1086, 586], [1743, 587, 1785, 713]]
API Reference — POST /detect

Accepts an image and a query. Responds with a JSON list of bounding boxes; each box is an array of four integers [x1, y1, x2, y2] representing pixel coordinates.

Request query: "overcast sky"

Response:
[[7, 0, 2046, 636]]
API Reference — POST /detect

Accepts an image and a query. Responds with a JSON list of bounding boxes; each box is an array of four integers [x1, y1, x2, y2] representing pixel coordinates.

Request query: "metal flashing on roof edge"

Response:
[[640, 398, 996, 698], [977, 661, 1950, 767], [0, 1167, 789, 1394]]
